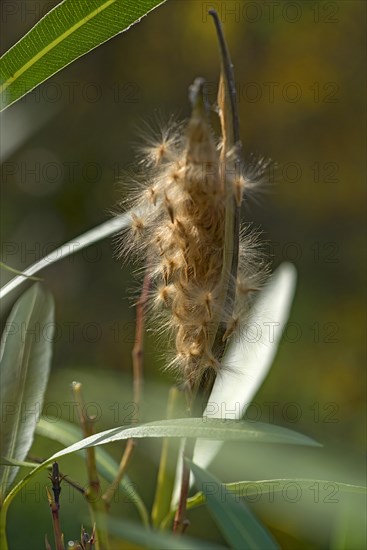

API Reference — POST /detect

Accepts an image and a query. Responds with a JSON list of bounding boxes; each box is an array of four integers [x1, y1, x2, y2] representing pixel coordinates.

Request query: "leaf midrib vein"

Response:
[[0, 0, 116, 93]]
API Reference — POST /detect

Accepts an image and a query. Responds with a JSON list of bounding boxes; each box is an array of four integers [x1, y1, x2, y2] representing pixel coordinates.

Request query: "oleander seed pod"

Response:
[[118, 12, 268, 397]]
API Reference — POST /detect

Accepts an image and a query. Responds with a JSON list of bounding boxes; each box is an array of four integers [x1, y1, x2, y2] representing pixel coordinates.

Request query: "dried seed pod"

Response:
[[117, 13, 268, 396]]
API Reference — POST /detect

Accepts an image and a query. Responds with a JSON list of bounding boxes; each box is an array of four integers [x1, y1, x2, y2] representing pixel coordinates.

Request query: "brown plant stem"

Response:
[[102, 266, 151, 508], [46, 487, 64, 550], [173, 437, 195, 534], [132, 265, 151, 409], [172, 386, 196, 534], [71, 382, 109, 550], [29, 455, 86, 496], [50, 503, 64, 550], [72, 382, 100, 493], [102, 438, 136, 506]]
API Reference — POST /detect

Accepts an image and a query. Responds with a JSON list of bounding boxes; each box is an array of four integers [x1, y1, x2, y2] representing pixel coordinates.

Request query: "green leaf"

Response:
[[1, 418, 319, 508], [0, 418, 319, 544], [4, 418, 320, 497], [46, 418, 321, 458], [185, 479, 367, 511], [330, 493, 367, 550], [0, 213, 130, 300], [0, 457, 41, 469], [0, 284, 54, 501], [189, 461, 279, 550], [101, 516, 226, 549], [0, 0, 166, 111], [36, 417, 149, 526], [0, 262, 41, 281]]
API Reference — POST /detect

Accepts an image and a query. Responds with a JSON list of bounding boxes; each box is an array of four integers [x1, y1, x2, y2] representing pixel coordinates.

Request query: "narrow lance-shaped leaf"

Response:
[[0, 0, 166, 111], [0, 458, 41, 469], [0, 283, 54, 501], [185, 479, 367, 511], [46, 418, 321, 457], [0, 262, 41, 281], [189, 460, 279, 550], [0, 213, 130, 300], [163, 478, 367, 529], [0, 417, 320, 542]]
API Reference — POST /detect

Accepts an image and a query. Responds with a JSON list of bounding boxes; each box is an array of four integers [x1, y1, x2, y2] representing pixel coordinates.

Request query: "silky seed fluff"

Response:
[[117, 78, 267, 392]]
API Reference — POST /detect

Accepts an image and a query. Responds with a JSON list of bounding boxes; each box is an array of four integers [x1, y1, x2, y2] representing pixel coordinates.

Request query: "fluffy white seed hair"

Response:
[[117, 94, 268, 391]]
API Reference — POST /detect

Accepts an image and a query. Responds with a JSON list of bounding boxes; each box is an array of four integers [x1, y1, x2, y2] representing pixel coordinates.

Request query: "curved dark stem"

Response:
[[204, 10, 242, 400], [209, 9, 240, 144]]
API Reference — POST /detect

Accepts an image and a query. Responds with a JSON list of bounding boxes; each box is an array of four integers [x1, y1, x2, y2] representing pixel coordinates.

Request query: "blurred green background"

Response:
[[1, 0, 366, 548]]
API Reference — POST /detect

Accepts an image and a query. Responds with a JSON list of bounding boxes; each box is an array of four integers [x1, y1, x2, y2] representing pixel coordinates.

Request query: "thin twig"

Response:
[[71, 382, 109, 550], [102, 438, 136, 506], [132, 266, 151, 408], [72, 382, 100, 496], [172, 389, 196, 534], [102, 266, 151, 508], [151, 386, 184, 528], [46, 486, 64, 550], [29, 455, 87, 496], [173, 438, 195, 534]]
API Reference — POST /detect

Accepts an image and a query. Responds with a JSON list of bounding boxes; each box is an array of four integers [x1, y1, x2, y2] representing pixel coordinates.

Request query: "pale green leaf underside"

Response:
[[0, 0, 166, 110], [48, 418, 321, 458], [0, 418, 319, 530], [0, 284, 54, 500]]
